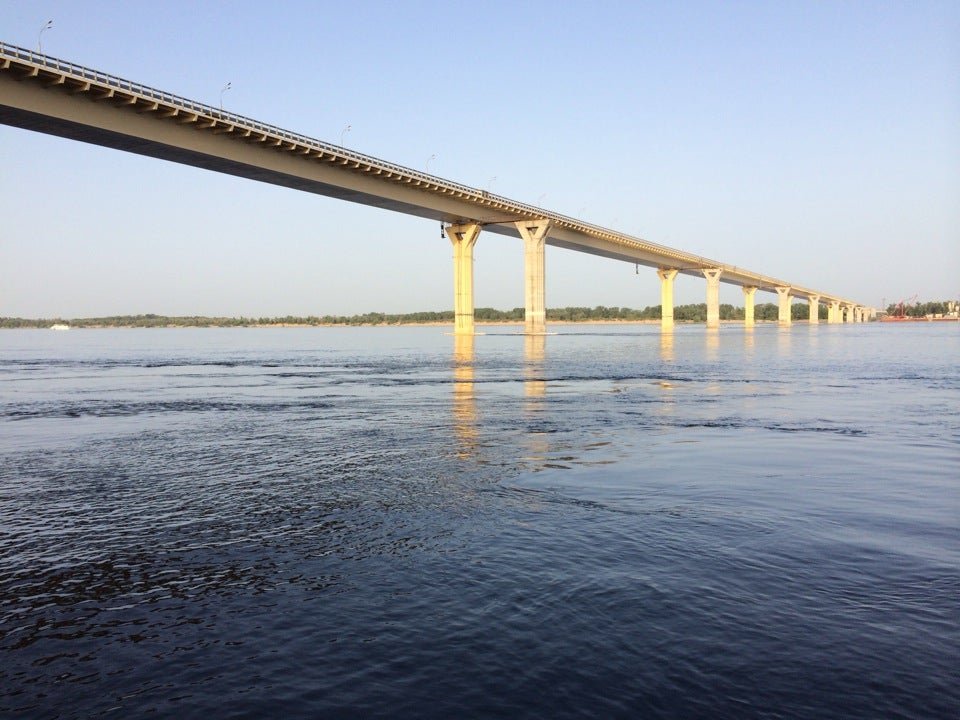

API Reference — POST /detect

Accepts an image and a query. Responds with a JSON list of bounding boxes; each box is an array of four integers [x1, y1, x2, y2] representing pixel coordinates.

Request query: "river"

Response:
[[1, 322, 957, 718]]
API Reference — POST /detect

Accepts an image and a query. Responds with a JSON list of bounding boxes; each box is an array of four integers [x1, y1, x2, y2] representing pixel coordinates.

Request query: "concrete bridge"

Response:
[[0, 42, 873, 334]]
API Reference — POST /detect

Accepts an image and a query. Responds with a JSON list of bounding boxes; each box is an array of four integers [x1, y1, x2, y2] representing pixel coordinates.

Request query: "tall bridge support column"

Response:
[[703, 268, 723, 329], [448, 223, 481, 335], [808, 295, 821, 324], [742, 286, 757, 327], [844, 304, 853, 323], [828, 301, 840, 323], [657, 268, 679, 331], [775, 286, 792, 326], [515, 220, 551, 335]]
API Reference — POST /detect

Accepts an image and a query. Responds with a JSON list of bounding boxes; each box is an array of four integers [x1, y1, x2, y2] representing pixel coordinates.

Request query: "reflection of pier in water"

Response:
[[660, 331, 674, 362], [450, 333, 554, 467], [705, 328, 720, 362], [777, 326, 792, 357], [524, 335, 546, 402], [452, 334, 477, 459], [522, 334, 550, 465]]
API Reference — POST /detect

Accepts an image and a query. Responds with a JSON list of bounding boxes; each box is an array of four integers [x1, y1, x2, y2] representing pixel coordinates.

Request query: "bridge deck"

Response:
[[0, 42, 861, 306]]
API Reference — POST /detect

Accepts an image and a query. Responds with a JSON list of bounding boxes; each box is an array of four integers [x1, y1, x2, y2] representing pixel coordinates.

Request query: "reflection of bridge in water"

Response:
[[451, 333, 550, 464], [452, 331, 698, 466], [452, 335, 477, 459], [0, 42, 873, 333], [522, 336, 550, 467]]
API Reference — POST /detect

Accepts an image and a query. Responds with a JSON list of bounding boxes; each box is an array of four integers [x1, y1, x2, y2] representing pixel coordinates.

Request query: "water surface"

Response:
[[1, 323, 957, 718]]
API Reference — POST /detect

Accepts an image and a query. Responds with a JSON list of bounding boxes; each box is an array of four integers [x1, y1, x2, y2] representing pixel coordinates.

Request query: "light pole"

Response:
[[219, 82, 231, 111], [340, 124, 351, 148], [486, 176, 496, 192], [536, 193, 547, 207], [37, 20, 52, 54], [425, 154, 435, 173]]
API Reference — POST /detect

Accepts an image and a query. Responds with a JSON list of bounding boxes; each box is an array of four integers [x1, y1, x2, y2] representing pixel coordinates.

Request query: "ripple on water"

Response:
[[1, 325, 958, 718]]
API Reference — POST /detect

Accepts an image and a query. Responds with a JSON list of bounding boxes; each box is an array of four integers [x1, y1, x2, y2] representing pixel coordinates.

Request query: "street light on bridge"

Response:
[[219, 82, 231, 111], [426, 154, 436, 173], [340, 124, 351, 148], [37, 20, 52, 54]]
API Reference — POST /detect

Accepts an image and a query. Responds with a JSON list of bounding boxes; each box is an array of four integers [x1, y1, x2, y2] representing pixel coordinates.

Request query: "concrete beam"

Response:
[[0, 54, 868, 313]]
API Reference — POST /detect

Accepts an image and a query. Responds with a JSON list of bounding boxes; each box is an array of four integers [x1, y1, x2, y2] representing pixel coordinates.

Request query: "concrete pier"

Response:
[[657, 268, 679, 331], [448, 223, 481, 335], [703, 268, 722, 329], [828, 301, 841, 324], [775, 286, 792, 326], [742, 286, 757, 327], [516, 221, 551, 335], [808, 294, 820, 324]]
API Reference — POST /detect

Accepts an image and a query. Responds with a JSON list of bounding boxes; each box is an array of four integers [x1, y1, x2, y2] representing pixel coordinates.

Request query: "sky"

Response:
[[1, 0, 957, 317]]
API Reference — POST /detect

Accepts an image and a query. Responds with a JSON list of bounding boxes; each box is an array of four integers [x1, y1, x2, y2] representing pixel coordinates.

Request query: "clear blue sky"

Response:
[[1, 1, 957, 317]]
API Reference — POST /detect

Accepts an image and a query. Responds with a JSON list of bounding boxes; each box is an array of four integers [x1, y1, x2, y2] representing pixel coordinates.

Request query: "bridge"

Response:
[[0, 42, 873, 334]]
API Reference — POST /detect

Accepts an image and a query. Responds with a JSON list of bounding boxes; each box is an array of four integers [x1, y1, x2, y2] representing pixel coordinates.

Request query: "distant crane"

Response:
[[893, 294, 918, 318]]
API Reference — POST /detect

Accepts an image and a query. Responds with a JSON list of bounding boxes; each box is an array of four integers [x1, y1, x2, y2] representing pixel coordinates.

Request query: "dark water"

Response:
[[1, 323, 957, 719]]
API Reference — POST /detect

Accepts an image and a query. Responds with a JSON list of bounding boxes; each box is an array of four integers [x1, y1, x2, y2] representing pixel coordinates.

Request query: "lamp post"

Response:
[[425, 154, 435, 173], [219, 82, 231, 111], [486, 176, 496, 192], [37, 20, 52, 54], [340, 124, 351, 148]]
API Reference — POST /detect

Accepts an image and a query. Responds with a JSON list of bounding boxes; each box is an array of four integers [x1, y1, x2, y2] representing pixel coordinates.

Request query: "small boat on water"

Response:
[[50, 323, 70, 331]]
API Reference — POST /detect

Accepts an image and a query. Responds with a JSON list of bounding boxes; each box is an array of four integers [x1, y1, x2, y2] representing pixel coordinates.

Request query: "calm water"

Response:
[[1, 323, 957, 719]]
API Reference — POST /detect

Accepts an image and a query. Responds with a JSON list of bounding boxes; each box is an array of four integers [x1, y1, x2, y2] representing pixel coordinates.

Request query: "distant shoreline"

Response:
[[0, 303, 836, 329], [3, 319, 801, 329]]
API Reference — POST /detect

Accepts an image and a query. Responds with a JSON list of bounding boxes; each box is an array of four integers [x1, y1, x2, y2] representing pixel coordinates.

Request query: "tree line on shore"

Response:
[[1, 302, 838, 328]]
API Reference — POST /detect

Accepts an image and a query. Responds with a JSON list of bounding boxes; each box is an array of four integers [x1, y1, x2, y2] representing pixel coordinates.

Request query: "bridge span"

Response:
[[0, 42, 872, 333]]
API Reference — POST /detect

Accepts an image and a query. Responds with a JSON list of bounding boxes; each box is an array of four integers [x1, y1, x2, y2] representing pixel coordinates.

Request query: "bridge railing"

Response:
[[0, 43, 670, 248], [2, 44, 506, 199], [1, 42, 854, 303]]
